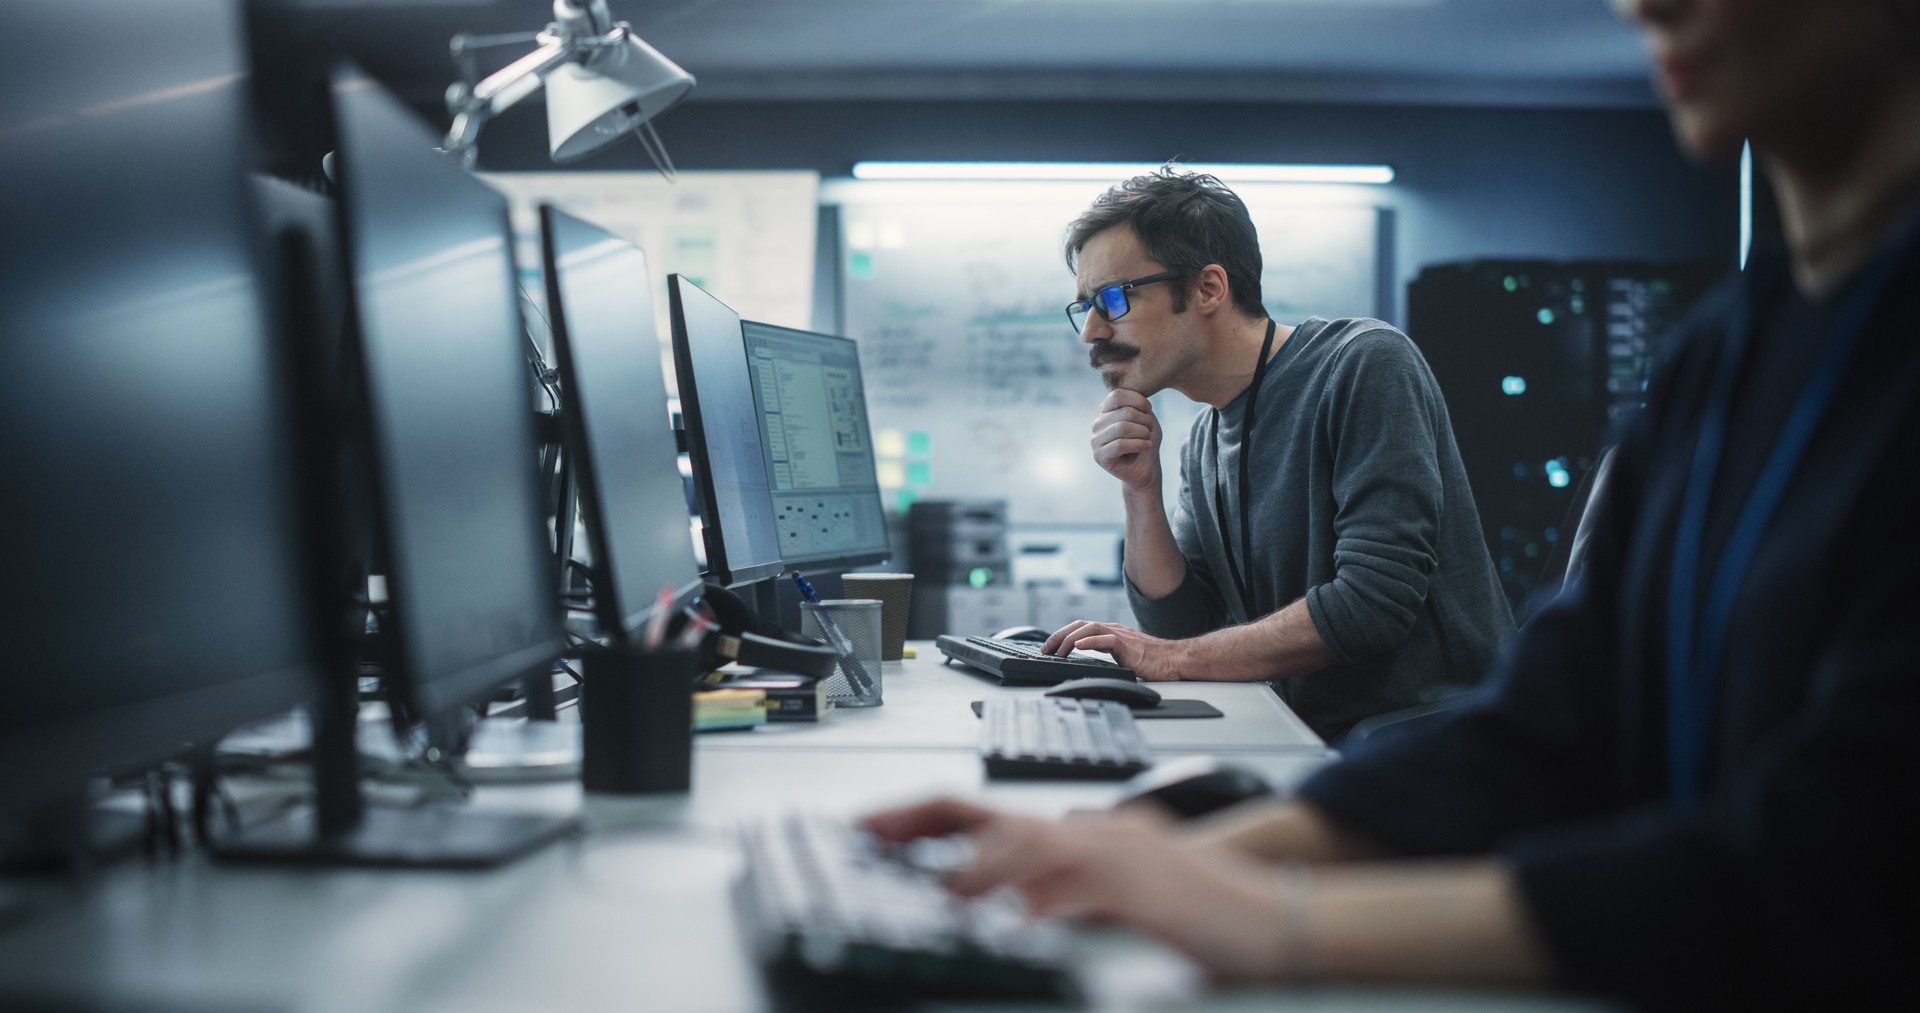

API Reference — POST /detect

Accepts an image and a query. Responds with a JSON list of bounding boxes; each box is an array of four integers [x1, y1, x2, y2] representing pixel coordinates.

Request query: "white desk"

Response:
[[0, 778, 1597, 1013], [0, 644, 1606, 1013], [701, 649, 1328, 755]]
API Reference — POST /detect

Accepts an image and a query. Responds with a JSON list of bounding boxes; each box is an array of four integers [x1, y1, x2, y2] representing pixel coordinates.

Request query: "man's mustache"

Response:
[[1089, 341, 1140, 368]]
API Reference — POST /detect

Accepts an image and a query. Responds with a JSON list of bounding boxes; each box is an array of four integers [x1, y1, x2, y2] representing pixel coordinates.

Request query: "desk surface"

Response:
[[702, 649, 1328, 755], [0, 644, 1605, 1013]]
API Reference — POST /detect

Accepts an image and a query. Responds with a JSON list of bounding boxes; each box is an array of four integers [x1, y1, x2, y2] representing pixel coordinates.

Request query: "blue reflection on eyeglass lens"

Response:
[[1100, 286, 1127, 317]]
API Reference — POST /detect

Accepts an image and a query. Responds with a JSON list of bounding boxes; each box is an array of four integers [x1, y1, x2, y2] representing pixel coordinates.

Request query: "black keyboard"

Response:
[[936, 633, 1137, 686], [979, 697, 1154, 780], [735, 812, 1081, 1002]]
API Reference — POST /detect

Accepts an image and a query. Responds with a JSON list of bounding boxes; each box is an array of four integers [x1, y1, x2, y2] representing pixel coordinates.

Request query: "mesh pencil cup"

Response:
[[800, 599, 883, 707]]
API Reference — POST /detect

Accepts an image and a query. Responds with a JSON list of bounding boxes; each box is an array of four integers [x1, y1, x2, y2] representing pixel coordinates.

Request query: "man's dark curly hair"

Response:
[[1063, 164, 1266, 320]]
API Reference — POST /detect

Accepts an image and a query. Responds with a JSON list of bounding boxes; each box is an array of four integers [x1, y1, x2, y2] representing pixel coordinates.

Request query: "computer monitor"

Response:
[[211, 72, 575, 869], [1, 0, 327, 848], [327, 73, 567, 729], [539, 206, 704, 642], [741, 322, 891, 573], [668, 275, 785, 587], [249, 174, 384, 598]]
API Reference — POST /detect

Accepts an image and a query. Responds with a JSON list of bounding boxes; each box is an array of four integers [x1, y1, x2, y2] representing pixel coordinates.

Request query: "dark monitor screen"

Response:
[[667, 276, 784, 587], [741, 322, 891, 572], [250, 175, 386, 587], [1, 0, 324, 822], [330, 74, 564, 723], [540, 207, 703, 642]]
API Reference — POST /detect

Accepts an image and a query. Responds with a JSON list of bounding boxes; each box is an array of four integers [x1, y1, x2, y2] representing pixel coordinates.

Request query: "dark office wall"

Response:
[[461, 97, 1739, 323]]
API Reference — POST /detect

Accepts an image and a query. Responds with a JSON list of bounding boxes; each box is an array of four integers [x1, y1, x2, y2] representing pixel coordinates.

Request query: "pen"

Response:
[[675, 603, 713, 651], [789, 571, 876, 697], [642, 583, 675, 650]]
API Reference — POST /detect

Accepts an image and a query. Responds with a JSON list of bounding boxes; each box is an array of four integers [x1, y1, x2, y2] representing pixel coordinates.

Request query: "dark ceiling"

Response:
[[265, 0, 1660, 110]]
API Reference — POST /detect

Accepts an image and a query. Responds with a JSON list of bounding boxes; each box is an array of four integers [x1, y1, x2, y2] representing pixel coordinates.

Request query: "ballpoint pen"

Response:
[[789, 571, 877, 698]]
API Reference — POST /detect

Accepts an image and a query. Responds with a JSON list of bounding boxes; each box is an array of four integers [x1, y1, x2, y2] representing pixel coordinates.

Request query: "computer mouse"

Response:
[[992, 625, 1051, 643], [1114, 756, 1276, 820], [1044, 677, 1161, 708]]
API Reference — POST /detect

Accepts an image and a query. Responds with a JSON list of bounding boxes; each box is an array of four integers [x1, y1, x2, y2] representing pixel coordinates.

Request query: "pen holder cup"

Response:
[[579, 646, 697, 794], [839, 573, 914, 661], [800, 599, 884, 708]]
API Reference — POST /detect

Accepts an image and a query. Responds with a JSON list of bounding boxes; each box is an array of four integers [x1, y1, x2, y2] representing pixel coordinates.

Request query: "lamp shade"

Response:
[[545, 31, 694, 163]]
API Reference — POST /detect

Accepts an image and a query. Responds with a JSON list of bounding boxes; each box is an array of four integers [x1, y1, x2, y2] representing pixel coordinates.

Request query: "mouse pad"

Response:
[[970, 699, 1224, 719]]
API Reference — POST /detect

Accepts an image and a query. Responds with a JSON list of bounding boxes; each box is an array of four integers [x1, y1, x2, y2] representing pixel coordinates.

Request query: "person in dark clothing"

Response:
[[867, 0, 1920, 1006], [1041, 169, 1511, 741]]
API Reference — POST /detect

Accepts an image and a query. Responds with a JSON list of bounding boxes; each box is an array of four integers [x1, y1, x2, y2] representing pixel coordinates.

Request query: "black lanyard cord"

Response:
[[1211, 318, 1278, 614]]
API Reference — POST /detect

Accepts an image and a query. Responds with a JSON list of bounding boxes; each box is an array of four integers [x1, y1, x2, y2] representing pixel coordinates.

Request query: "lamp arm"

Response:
[[449, 30, 545, 57], [443, 37, 580, 155], [441, 0, 669, 166], [472, 39, 580, 114]]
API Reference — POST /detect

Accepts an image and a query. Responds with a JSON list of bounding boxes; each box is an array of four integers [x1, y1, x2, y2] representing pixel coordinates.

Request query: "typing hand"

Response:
[[1043, 620, 1185, 681], [865, 798, 1290, 983], [1091, 389, 1162, 493], [864, 797, 1003, 847]]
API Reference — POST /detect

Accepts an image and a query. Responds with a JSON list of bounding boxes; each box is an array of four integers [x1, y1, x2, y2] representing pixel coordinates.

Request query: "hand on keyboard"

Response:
[[864, 797, 1296, 984], [736, 812, 1082, 1000], [1042, 620, 1186, 681]]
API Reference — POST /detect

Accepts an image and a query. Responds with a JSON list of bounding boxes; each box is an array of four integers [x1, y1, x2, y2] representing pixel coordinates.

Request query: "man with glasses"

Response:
[[1041, 167, 1510, 741]]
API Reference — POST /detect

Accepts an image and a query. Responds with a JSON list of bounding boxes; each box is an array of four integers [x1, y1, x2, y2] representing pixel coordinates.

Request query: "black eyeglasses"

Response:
[[1065, 271, 1182, 333]]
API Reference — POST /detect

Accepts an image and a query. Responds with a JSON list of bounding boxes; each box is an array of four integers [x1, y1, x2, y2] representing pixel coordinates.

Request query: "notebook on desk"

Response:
[[935, 634, 1137, 686]]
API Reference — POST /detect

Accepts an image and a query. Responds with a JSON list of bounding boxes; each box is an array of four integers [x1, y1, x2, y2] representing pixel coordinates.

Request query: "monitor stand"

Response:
[[459, 717, 582, 782], [212, 659, 579, 870], [212, 803, 575, 870], [457, 665, 582, 782]]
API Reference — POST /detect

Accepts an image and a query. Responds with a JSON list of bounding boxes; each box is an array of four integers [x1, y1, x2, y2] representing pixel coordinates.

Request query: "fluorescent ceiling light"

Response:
[[850, 161, 1394, 184]]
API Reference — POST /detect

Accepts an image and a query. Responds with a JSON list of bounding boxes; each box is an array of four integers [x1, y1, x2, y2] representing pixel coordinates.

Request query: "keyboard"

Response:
[[936, 634, 1138, 686], [735, 812, 1082, 1002], [979, 697, 1155, 780]]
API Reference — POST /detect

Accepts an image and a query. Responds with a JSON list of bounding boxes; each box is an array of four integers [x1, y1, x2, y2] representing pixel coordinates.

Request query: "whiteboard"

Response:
[[826, 180, 1380, 526], [479, 170, 819, 392]]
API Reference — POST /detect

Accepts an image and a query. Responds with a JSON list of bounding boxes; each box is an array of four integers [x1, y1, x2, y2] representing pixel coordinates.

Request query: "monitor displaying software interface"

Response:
[[741, 322, 890, 571]]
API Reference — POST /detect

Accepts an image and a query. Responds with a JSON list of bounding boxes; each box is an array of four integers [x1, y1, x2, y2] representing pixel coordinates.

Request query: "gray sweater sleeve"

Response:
[[1127, 414, 1227, 637], [1302, 333, 1444, 665]]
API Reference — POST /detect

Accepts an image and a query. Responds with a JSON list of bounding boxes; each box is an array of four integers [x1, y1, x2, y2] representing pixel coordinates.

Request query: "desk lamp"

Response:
[[442, 0, 694, 175]]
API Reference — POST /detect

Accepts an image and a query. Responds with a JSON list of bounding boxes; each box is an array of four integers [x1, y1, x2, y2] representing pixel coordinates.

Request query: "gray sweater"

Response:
[[1129, 317, 1511, 740]]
